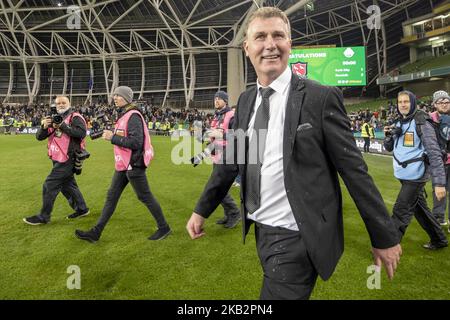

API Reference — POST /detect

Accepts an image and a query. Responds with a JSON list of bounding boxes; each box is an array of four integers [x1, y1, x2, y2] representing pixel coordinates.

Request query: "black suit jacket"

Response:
[[194, 74, 399, 280]]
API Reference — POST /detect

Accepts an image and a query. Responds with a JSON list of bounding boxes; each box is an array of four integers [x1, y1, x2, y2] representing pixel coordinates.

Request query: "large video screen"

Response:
[[288, 46, 367, 86]]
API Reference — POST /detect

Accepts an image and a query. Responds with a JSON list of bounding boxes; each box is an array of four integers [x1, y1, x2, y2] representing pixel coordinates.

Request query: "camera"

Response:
[[73, 149, 90, 175], [50, 105, 63, 125], [385, 126, 402, 137], [90, 113, 112, 140], [191, 142, 216, 167]]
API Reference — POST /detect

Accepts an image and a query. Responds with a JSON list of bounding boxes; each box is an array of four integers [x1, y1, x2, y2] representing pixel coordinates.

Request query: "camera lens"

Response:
[[52, 115, 63, 125]]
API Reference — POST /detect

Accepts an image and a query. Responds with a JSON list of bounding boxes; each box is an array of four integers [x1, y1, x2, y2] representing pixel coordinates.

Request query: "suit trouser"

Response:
[[255, 223, 318, 300], [38, 159, 89, 221], [432, 165, 450, 222], [392, 180, 447, 245], [94, 167, 168, 234]]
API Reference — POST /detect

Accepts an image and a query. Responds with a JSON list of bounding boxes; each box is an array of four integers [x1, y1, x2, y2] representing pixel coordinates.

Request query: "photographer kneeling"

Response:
[[23, 96, 90, 225], [384, 90, 448, 250]]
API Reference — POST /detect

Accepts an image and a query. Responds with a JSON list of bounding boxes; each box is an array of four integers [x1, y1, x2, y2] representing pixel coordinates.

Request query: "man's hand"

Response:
[[434, 186, 446, 201], [186, 212, 206, 239], [102, 130, 114, 141], [372, 244, 402, 280], [41, 117, 52, 129]]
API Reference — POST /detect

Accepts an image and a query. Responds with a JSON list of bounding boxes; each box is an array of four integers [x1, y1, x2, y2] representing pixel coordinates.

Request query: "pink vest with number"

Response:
[[210, 109, 234, 164], [114, 110, 154, 171], [47, 112, 87, 163], [430, 111, 450, 165]]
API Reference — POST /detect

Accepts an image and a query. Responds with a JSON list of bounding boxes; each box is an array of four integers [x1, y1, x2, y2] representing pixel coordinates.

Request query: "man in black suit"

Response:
[[186, 7, 402, 300]]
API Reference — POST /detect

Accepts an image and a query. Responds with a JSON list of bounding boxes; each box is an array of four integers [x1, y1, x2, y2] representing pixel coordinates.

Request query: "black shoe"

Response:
[[423, 242, 448, 250], [75, 228, 100, 243], [216, 216, 228, 225], [67, 210, 90, 220], [23, 215, 48, 226], [148, 226, 171, 241], [224, 214, 241, 229], [435, 217, 448, 226]]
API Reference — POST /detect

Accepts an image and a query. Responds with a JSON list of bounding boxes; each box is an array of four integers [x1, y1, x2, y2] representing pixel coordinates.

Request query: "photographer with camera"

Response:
[[89, 113, 112, 140], [75, 86, 170, 243], [23, 96, 90, 225], [383, 90, 448, 250], [192, 91, 241, 228]]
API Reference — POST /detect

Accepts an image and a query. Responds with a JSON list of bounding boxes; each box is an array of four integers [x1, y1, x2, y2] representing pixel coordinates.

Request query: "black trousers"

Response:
[[432, 165, 450, 222], [94, 168, 168, 233], [255, 223, 318, 300], [39, 160, 88, 221], [363, 137, 370, 153], [392, 180, 447, 245], [221, 193, 240, 217]]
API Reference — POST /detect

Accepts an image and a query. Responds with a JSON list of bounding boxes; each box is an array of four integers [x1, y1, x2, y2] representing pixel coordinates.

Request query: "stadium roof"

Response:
[[0, 0, 444, 105]]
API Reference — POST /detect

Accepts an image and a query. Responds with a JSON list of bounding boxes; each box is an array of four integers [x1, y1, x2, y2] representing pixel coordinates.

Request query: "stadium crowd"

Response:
[[0, 102, 215, 136], [0, 95, 438, 137], [348, 96, 435, 133]]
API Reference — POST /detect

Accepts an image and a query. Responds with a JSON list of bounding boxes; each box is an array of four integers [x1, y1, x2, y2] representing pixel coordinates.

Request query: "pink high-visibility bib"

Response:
[[114, 110, 154, 171], [210, 109, 234, 164], [47, 112, 87, 163]]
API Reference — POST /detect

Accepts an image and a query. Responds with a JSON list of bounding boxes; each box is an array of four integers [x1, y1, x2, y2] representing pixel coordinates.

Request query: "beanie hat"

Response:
[[113, 86, 134, 104], [432, 90, 450, 105], [214, 91, 228, 103]]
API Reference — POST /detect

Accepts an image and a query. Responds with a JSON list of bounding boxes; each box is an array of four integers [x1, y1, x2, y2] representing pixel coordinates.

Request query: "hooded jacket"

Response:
[[384, 91, 446, 186]]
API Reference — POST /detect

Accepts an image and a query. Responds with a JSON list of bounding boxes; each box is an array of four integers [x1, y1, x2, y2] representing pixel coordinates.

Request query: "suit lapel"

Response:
[[284, 74, 305, 158], [240, 86, 257, 132], [238, 86, 257, 244]]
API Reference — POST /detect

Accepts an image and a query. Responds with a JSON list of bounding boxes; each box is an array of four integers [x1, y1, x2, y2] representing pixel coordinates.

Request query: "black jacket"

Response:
[[194, 74, 399, 281], [111, 106, 146, 168], [36, 110, 86, 159]]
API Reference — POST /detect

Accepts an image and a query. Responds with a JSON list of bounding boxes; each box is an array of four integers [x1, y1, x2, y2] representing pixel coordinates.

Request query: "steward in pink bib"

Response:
[[23, 101, 90, 226], [200, 90, 240, 229], [210, 107, 235, 164], [113, 109, 154, 171], [47, 112, 87, 163], [75, 86, 170, 243]]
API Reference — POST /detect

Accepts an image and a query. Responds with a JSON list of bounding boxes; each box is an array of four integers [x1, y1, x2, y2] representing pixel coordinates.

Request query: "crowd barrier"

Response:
[[354, 137, 392, 155], [3, 126, 392, 156]]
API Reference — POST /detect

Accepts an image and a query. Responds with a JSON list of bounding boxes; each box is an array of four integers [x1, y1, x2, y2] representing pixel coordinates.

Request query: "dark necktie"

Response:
[[245, 87, 275, 214]]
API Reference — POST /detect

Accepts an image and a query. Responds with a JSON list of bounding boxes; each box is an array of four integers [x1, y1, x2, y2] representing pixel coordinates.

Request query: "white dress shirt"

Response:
[[246, 67, 299, 231]]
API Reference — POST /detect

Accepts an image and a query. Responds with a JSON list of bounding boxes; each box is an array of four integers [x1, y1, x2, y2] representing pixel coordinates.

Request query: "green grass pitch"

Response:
[[0, 134, 449, 299]]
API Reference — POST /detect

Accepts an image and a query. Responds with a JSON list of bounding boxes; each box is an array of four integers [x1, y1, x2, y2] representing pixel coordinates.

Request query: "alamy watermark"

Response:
[[67, 265, 81, 290], [367, 5, 381, 30], [170, 127, 283, 172], [366, 265, 381, 290], [67, 5, 81, 30]]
